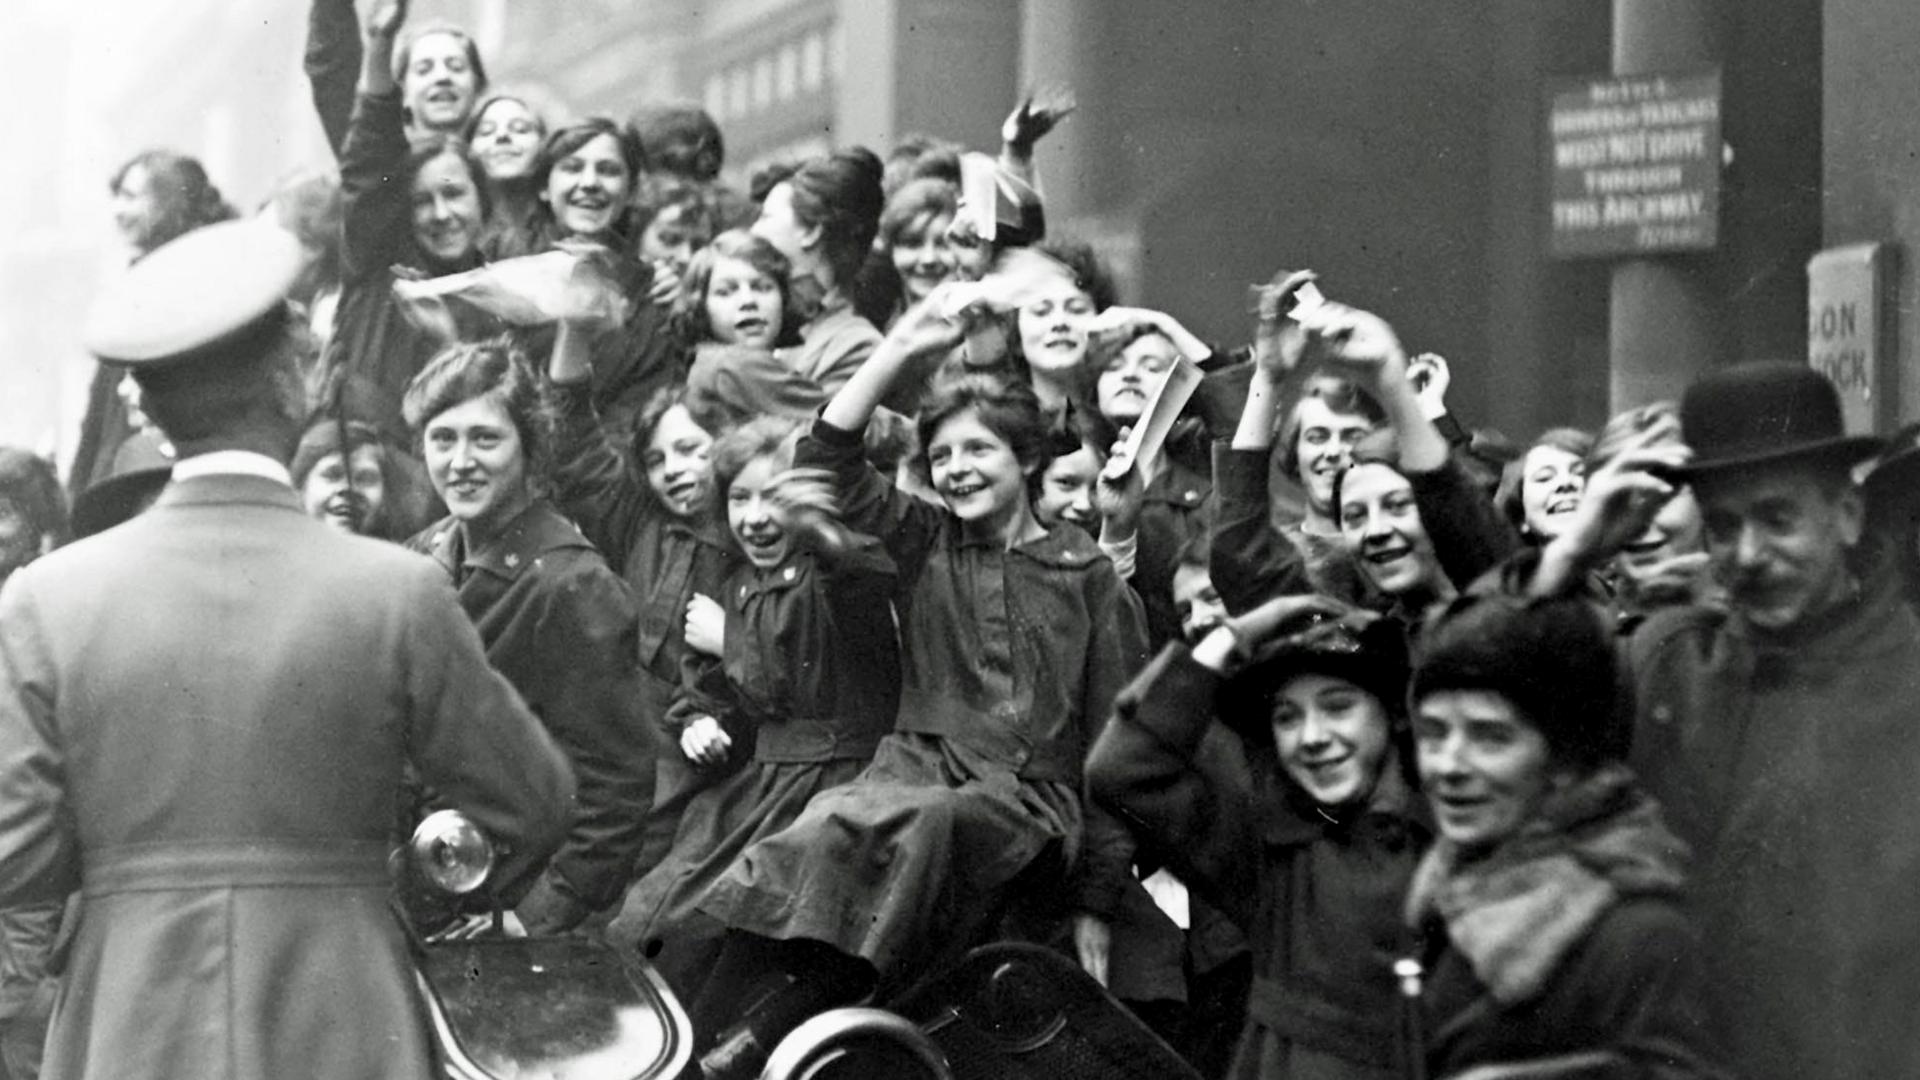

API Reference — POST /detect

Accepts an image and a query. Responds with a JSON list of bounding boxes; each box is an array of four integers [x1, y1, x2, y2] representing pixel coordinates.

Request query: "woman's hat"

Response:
[[1220, 610, 1410, 733], [1676, 361, 1883, 479], [1411, 595, 1627, 769]]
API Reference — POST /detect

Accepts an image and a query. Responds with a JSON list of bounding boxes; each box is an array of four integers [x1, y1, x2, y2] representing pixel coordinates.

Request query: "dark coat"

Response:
[[408, 501, 651, 915], [0, 474, 572, 1080], [699, 417, 1149, 984], [604, 544, 900, 988], [1624, 551, 1920, 1080], [1132, 458, 1211, 648], [1089, 644, 1428, 1080], [548, 384, 742, 881], [328, 91, 495, 448], [1405, 769, 1731, 1079]]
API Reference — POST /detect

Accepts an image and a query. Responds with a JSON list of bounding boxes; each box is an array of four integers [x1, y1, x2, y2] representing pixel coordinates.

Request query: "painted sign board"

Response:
[[1807, 242, 1897, 434], [1548, 71, 1721, 259]]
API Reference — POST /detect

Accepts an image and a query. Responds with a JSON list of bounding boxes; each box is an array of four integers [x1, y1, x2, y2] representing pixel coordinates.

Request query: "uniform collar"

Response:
[[172, 450, 293, 488], [423, 502, 593, 582], [732, 557, 811, 602]]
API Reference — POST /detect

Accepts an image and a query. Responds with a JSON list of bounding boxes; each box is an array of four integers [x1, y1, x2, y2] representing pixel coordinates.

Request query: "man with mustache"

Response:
[[1525, 361, 1920, 1080]]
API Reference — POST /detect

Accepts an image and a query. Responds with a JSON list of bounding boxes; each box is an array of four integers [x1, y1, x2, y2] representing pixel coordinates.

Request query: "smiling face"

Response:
[[1270, 673, 1394, 809], [704, 255, 783, 349], [424, 395, 530, 539], [1339, 462, 1444, 599], [1415, 688, 1557, 854], [1097, 332, 1179, 427], [111, 163, 160, 251], [643, 404, 714, 519], [726, 454, 791, 569], [1294, 397, 1376, 518], [301, 445, 388, 536], [1017, 278, 1097, 376], [403, 31, 480, 134], [1172, 562, 1228, 641], [1521, 444, 1586, 539], [1696, 463, 1863, 633], [546, 133, 632, 240], [1034, 444, 1101, 530], [927, 408, 1031, 533], [891, 211, 960, 305], [469, 98, 541, 181], [410, 151, 485, 264]]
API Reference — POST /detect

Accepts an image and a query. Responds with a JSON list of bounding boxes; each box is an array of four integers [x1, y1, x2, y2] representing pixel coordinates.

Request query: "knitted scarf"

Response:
[[1402, 764, 1689, 1005]]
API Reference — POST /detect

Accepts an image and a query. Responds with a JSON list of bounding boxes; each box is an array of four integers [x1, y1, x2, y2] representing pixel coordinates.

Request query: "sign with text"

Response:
[[1548, 71, 1721, 259], [1808, 243, 1897, 434]]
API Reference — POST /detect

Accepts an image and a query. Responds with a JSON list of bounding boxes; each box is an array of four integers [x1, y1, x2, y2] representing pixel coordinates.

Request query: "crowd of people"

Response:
[[4, 1, 1920, 1078]]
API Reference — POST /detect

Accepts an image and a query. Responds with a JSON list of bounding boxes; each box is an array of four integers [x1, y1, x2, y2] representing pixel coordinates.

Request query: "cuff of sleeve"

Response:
[[1099, 532, 1139, 580], [1212, 441, 1271, 500], [810, 415, 865, 449]]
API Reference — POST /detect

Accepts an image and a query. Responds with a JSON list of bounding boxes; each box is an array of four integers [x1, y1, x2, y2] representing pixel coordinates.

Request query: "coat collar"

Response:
[[420, 501, 594, 583], [731, 556, 811, 603], [155, 474, 305, 515], [954, 518, 1110, 570]]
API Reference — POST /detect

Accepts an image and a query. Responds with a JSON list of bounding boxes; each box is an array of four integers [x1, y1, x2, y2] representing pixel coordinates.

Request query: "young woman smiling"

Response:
[[463, 94, 547, 260], [399, 341, 654, 936], [1089, 597, 1430, 1080], [518, 118, 683, 439], [1402, 595, 1729, 1077], [322, 0, 498, 450]]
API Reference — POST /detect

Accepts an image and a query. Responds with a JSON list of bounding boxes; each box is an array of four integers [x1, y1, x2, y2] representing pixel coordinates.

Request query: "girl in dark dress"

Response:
[[688, 296, 1149, 1080], [603, 417, 899, 995]]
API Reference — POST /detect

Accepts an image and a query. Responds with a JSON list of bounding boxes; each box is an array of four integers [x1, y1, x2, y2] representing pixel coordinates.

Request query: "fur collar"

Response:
[[1403, 765, 1689, 1005]]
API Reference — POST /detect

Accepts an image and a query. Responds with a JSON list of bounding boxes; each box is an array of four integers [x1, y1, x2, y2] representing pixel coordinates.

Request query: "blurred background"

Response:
[[7, 0, 1917, 479]]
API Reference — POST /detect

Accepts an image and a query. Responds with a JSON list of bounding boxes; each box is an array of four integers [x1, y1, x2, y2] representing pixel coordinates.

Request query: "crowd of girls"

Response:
[[46, 1, 1920, 1078]]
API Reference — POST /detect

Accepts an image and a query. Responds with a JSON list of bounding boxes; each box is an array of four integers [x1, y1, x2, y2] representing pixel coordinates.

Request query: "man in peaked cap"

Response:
[[0, 220, 574, 1080], [1521, 361, 1920, 1080]]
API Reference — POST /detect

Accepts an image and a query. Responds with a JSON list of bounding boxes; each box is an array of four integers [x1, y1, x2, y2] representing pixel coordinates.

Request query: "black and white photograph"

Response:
[[0, 1, 1915, 1077]]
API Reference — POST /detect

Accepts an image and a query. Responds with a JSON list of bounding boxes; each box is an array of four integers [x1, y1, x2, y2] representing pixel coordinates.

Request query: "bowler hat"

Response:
[[83, 219, 305, 369], [70, 433, 173, 539], [1677, 361, 1882, 478]]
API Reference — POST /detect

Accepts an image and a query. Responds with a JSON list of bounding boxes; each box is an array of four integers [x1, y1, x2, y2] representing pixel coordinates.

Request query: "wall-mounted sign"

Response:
[[1547, 70, 1721, 259], [1807, 243, 1897, 434]]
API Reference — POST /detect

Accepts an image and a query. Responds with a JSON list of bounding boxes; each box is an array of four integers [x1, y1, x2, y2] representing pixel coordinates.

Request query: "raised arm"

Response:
[[337, 1, 414, 283], [546, 328, 653, 574], [304, 0, 364, 157]]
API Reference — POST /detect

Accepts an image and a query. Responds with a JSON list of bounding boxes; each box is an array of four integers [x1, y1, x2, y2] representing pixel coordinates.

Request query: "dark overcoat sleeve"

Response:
[[512, 554, 653, 912], [0, 577, 81, 908], [399, 564, 575, 902], [1209, 440, 1311, 614], [304, 0, 361, 158], [1086, 643, 1263, 933], [1069, 563, 1152, 919]]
